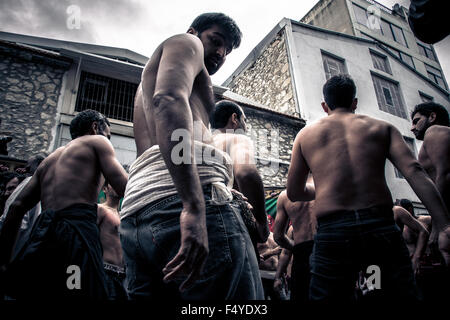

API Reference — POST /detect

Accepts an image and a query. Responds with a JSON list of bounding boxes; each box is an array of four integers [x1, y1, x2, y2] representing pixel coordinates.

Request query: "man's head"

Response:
[[70, 109, 111, 140], [322, 74, 357, 112], [411, 102, 449, 140], [212, 100, 247, 132], [3, 173, 26, 199], [187, 13, 242, 75], [399, 198, 415, 217]]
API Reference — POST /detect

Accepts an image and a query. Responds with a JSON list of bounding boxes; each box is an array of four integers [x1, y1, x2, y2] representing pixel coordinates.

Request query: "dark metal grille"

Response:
[[75, 71, 138, 122]]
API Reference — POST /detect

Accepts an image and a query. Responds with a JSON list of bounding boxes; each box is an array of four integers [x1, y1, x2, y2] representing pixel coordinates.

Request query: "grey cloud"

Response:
[[0, 0, 147, 44]]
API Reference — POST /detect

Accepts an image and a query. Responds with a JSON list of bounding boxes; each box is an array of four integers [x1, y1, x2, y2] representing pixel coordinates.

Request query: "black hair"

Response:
[[69, 109, 110, 139], [1, 172, 26, 189], [399, 198, 415, 216], [323, 74, 356, 110], [411, 102, 449, 127], [212, 100, 243, 129], [190, 13, 242, 49]]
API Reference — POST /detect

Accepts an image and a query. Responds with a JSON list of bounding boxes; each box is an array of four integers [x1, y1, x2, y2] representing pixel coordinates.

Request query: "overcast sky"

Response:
[[0, 0, 448, 86]]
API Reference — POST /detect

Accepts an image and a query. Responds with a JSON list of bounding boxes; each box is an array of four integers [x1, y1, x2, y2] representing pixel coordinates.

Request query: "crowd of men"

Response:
[[0, 11, 448, 302]]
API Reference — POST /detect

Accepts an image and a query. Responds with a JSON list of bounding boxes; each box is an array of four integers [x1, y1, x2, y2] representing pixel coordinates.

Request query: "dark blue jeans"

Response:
[[119, 187, 264, 300], [309, 205, 419, 301]]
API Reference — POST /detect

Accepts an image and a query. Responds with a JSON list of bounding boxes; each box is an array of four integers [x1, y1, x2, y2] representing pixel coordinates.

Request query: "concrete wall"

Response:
[[0, 44, 68, 160], [301, 0, 354, 36], [227, 31, 297, 115], [289, 22, 449, 202]]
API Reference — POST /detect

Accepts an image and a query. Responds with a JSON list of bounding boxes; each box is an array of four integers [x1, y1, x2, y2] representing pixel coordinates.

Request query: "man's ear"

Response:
[[321, 102, 330, 114], [90, 121, 99, 135], [187, 27, 198, 36], [429, 112, 437, 124], [351, 98, 358, 112]]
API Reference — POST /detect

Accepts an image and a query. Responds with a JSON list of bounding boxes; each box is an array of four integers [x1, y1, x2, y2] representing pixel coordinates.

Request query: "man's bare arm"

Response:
[[287, 131, 315, 202], [273, 192, 294, 251], [394, 206, 429, 272], [274, 227, 293, 292], [422, 127, 450, 211], [388, 125, 449, 230], [389, 125, 450, 265], [0, 173, 41, 266], [94, 136, 128, 198], [229, 135, 269, 242], [143, 34, 208, 291]]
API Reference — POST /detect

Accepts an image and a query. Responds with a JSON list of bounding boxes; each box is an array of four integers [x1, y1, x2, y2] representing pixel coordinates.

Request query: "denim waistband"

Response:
[[317, 204, 394, 227], [292, 240, 314, 256], [131, 184, 219, 219]]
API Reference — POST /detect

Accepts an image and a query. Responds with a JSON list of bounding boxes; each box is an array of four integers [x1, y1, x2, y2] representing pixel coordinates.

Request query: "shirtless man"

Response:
[[273, 180, 316, 301], [98, 181, 126, 300], [0, 109, 128, 299], [287, 74, 449, 301], [120, 13, 263, 299], [211, 100, 270, 254], [393, 202, 429, 275], [411, 102, 450, 258]]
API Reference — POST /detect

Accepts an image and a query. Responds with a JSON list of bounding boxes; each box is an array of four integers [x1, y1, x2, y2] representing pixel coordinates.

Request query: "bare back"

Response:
[[299, 113, 393, 218], [97, 204, 123, 267], [281, 192, 316, 245], [35, 135, 127, 212], [134, 34, 215, 158]]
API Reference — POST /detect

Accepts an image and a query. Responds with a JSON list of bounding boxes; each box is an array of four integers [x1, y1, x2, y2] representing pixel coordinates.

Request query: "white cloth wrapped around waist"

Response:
[[120, 141, 234, 219]]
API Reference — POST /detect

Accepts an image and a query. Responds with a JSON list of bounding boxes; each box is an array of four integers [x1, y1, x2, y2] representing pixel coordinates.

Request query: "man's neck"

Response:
[[104, 198, 120, 210], [328, 108, 353, 116]]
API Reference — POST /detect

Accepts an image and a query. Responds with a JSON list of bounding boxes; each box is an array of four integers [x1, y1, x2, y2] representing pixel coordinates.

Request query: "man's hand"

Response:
[[411, 255, 420, 276], [273, 277, 283, 292], [438, 225, 450, 266], [162, 206, 209, 292], [15, 167, 27, 174]]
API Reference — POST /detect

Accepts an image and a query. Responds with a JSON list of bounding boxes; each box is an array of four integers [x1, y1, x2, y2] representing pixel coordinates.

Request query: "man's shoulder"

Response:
[[80, 135, 112, 148], [163, 33, 203, 50], [425, 125, 450, 139]]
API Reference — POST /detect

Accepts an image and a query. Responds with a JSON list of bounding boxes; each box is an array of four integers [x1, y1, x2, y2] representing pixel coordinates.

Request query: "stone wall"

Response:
[[244, 110, 301, 188], [228, 31, 297, 115], [0, 45, 68, 160]]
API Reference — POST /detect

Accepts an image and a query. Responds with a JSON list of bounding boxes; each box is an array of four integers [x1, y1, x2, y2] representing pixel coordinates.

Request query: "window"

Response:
[[380, 19, 407, 46], [395, 137, 416, 178], [419, 91, 433, 102], [386, 47, 415, 69], [371, 51, 392, 74], [353, 4, 368, 26], [380, 19, 395, 42], [322, 52, 347, 80], [391, 24, 407, 46], [399, 52, 414, 69], [75, 71, 138, 122], [371, 74, 407, 118], [417, 41, 437, 62], [425, 64, 447, 89]]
